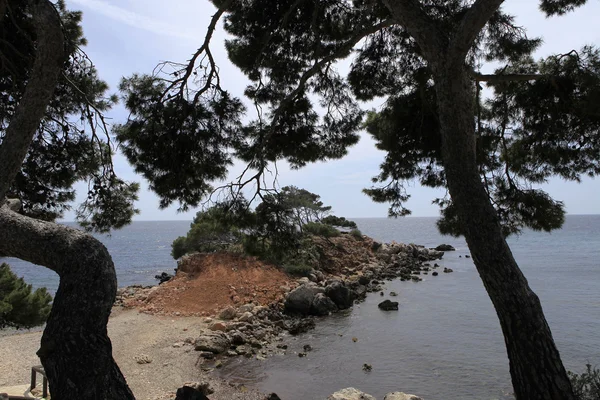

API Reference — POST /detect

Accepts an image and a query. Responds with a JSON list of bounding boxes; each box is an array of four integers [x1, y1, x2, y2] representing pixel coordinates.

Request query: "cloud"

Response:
[[69, 0, 199, 41]]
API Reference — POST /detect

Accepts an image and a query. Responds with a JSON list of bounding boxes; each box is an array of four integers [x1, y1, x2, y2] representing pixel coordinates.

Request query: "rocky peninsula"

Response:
[[1, 232, 456, 399]]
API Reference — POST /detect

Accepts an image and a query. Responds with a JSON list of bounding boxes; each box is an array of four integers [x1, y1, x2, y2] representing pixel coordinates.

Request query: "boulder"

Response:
[[284, 284, 325, 314], [219, 306, 237, 320], [383, 392, 423, 400], [325, 281, 354, 310], [358, 275, 370, 285], [328, 387, 376, 400], [378, 300, 399, 311], [238, 311, 255, 323], [311, 293, 338, 316], [434, 244, 455, 251], [194, 332, 230, 354], [175, 386, 209, 400], [209, 322, 227, 332]]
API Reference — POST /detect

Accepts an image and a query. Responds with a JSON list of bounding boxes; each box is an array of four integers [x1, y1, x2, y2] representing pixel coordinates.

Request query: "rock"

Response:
[[134, 354, 152, 364], [173, 342, 184, 348], [310, 293, 338, 316], [434, 244, 455, 251], [215, 360, 223, 368], [390, 291, 398, 296], [378, 300, 399, 311], [358, 275, 370, 285], [465, 254, 471, 258], [328, 387, 376, 400], [175, 386, 209, 400], [443, 267, 453, 273], [238, 303, 254, 314], [371, 241, 382, 251], [383, 392, 423, 400], [230, 331, 248, 345], [198, 351, 215, 359], [194, 332, 231, 354], [209, 322, 227, 331], [284, 284, 325, 314], [238, 311, 255, 323], [266, 394, 282, 400], [432, 271, 438, 276], [325, 281, 354, 310], [308, 273, 319, 282], [284, 318, 315, 335], [235, 345, 251, 355], [303, 344, 313, 352], [380, 291, 384, 296], [276, 344, 288, 349], [155, 271, 173, 284], [362, 363, 372, 371], [298, 352, 307, 357], [219, 306, 237, 320], [182, 381, 214, 395]]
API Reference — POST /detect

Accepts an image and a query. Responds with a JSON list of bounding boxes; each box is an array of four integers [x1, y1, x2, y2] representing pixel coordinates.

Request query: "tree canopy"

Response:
[[0, 0, 138, 233]]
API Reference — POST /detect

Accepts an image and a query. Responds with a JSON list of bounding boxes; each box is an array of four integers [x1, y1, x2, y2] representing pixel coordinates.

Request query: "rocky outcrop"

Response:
[[328, 387, 376, 400]]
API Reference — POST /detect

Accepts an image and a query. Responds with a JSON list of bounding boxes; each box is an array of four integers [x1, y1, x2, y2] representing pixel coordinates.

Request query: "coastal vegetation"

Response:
[[0, 263, 52, 329], [171, 187, 357, 277]]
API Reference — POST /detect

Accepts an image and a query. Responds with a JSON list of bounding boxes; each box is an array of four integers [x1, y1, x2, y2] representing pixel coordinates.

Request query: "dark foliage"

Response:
[[0, 0, 138, 232], [569, 364, 600, 400], [0, 263, 52, 329]]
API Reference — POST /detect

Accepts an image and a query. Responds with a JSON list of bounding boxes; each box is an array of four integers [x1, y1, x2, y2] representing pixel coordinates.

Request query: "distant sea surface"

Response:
[[2, 216, 599, 400]]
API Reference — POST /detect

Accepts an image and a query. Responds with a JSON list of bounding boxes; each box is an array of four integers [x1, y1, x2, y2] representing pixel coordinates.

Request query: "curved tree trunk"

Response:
[[0, 208, 135, 399], [433, 64, 575, 400], [0, 0, 135, 398]]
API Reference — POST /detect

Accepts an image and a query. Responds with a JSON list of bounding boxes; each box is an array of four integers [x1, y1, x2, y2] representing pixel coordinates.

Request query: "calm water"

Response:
[[2, 216, 599, 399]]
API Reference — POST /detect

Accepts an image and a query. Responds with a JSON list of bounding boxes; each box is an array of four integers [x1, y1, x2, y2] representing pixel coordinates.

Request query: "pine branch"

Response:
[[475, 73, 546, 82]]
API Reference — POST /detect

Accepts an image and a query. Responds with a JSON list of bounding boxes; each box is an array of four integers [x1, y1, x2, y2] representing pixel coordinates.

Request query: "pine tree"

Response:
[[0, 263, 52, 329]]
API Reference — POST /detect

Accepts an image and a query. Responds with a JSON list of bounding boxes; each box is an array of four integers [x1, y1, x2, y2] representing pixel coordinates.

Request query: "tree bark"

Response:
[[433, 62, 575, 400], [0, 207, 135, 399], [0, 0, 135, 398], [0, 0, 63, 200]]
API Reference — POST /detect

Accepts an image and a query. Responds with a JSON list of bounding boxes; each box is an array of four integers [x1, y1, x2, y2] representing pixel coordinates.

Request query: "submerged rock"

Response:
[[434, 244, 455, 251], [328, 387, 376, 400], [378, 300, 399, 311], [383, 392, 423, 400]]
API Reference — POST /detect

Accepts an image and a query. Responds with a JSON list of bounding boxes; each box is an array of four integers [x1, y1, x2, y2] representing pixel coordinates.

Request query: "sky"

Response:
[[60, 0, 600, 221]]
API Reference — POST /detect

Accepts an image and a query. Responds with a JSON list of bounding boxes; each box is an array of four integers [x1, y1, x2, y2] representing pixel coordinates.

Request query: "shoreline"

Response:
[[1, 235, 453, 399]]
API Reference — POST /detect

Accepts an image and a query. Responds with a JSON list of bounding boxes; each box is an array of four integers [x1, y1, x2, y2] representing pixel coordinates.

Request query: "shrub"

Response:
[[350, 229, 363, 240], [0, 263, 52, 329], [569, 364, 600, 400], [304, 222, 340, 238], [171, 236, 188, 259], [283, 263, 313, 277]]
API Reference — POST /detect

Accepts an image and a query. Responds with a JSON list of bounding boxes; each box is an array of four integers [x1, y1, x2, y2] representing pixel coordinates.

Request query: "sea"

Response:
[[2, 215, 599, 400]]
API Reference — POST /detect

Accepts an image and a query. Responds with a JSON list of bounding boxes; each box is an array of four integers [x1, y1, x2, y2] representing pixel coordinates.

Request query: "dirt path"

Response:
[[0, 308, 265, 400]]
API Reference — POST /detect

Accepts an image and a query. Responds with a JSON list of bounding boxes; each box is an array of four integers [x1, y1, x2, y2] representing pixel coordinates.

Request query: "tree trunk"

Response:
[[0, 0, 135, 397], [0, 207, 135, 399], [433, 64, 575, 400]]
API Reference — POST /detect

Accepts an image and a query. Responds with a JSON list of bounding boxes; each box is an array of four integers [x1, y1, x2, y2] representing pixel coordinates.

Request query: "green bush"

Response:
[[0, 263, 52, 329], [171, 236, 188, 259], [304, 222, 340, 238], [569, 364, 600, 400], [282, 263, 313, 277], [350, 229, 363, 240]]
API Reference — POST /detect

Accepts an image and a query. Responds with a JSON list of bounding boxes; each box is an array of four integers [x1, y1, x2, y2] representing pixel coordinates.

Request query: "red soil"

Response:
[[123, 253, 295, 316]]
